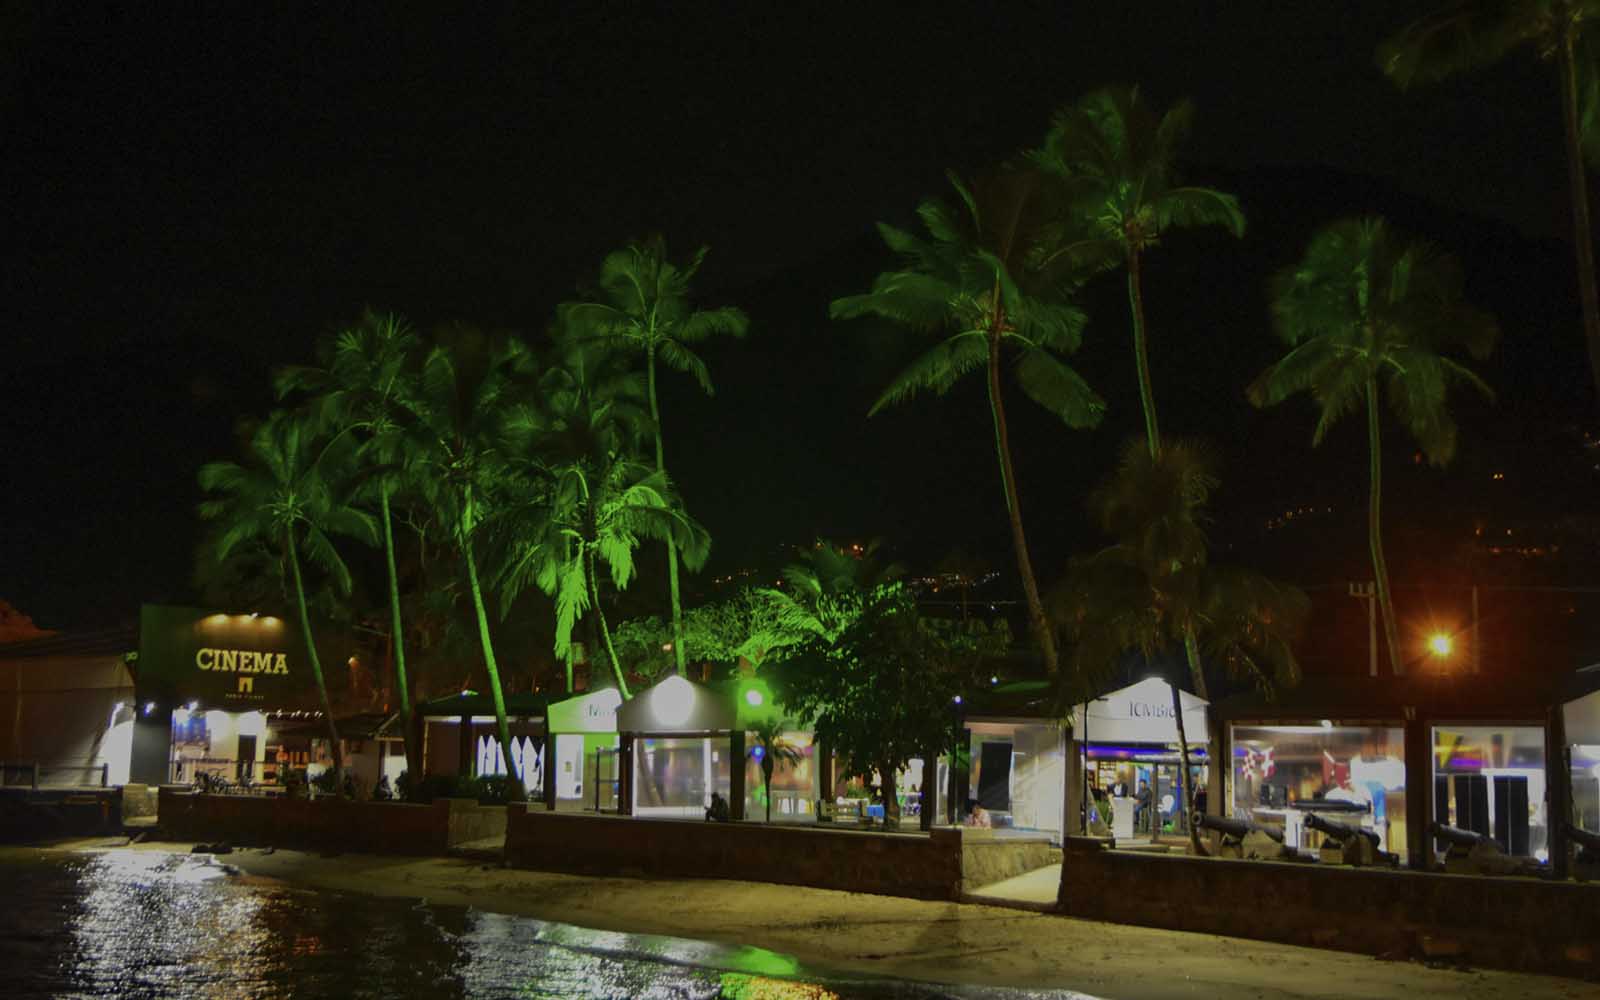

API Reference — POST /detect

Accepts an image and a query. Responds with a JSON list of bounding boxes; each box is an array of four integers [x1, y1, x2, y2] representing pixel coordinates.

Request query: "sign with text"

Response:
[[137, 605, 319, 710]]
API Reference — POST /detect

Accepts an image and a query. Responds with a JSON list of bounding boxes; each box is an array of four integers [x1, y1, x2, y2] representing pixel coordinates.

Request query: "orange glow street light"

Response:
[[1428, 633, 1453, 657]]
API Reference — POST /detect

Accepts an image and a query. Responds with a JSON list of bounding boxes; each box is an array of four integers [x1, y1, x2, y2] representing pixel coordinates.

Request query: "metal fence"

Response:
[[0, 761, 109, 789]]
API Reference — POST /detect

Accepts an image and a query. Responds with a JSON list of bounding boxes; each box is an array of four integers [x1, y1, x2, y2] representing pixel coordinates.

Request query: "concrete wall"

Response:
[[1058, 840, 1600, 979], [961, 834, 1061, 889], [157, 789, 504, 854], [507, 806, 968, 900]]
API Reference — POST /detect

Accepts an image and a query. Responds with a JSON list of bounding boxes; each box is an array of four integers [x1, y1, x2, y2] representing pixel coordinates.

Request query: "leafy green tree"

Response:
[[1379, 2, 1600, 400], [198, 413, 378, 797], [402, 325, 535, 796], [1053, 440, 1308, 848], [1032, 85, 1245, 456], [780, 583, 1008, 826], [612, 587, 802, 680], [495, 357, 710, 699], [1249, 217, 1497, 675], [560, 238, 748, 677], [756, 539, 904, 646], [275, 310, 425, 780], [747, 717, 805, 824], [831, 168, 1103, 676]]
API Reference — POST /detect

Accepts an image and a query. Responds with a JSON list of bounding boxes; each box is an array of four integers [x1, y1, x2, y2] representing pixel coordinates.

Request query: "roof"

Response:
[[416, 691, 549, 719], [1215, 669, 1564, 722], [0, 627, 137, 661]]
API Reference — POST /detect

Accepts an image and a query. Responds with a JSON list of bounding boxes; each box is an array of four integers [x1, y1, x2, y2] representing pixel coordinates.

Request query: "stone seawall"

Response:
[[506, 806, 971, 900], [157, 789, 503, 855], [1058, 840, 1600, 979]]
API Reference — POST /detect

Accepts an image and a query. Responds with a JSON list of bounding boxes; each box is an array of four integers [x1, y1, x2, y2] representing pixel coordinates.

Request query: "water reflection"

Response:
[[0, 849, 1099, 999]]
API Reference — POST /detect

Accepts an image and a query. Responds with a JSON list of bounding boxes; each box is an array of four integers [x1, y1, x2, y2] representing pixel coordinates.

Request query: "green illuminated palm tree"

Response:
[[758, 539, 904, 646], [1379, 2, 1600, 399], [275, 310, 424, 780], [496, 356, 710, 699], [198, 413, 378, 797], [1033, 86, 1245, 458], [1054, 440, 1307, 848], [832, 167, 1105, 676], [1249, 217, 1498, 676], [402, 325, 535, 796], [748, 716, 805, 824], [560, 238, 747, 677]]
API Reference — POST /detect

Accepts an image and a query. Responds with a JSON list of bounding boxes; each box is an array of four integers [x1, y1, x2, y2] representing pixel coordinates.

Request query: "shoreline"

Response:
[[28, 838, 1597, 1000]]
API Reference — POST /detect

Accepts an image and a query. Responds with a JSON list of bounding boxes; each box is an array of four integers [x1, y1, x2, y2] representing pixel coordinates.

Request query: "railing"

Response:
[[0, 761, 110, 789]]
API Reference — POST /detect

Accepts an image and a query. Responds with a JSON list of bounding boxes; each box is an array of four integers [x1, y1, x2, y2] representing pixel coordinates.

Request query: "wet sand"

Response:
[[45, 839, 1600, 999]]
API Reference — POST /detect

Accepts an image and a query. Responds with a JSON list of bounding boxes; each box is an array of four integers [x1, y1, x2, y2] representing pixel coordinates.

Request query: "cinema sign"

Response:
[[138, 605, 317, 709]]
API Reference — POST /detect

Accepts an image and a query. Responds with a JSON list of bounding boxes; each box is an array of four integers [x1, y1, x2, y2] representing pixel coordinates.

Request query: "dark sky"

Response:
[[3, 3, 1595, 631]]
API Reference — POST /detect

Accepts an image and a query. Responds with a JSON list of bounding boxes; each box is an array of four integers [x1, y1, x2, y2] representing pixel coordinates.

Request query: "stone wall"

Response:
[[156, 789, 501, 855], [1058, 840, 1600, 979], [507, 806, 969, 900], [961, 833, 1060, 890]]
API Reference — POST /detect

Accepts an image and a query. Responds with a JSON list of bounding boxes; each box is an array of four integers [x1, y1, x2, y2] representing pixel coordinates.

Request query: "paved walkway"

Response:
[[965, 862, 1061, 909]]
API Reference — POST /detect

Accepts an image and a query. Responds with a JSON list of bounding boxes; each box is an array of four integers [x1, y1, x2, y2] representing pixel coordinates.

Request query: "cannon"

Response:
[[1430, 821, 1532, 876], [1196, 814, 1312, 862], [1568, 824, 1600, 881], [1306, 812, 1396, 867]]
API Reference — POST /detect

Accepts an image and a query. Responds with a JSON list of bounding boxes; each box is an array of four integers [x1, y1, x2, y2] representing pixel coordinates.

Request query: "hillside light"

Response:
[[652, 675, 695, 727], [744, 688, 764, 708], [1429, 633, 1453, 657]]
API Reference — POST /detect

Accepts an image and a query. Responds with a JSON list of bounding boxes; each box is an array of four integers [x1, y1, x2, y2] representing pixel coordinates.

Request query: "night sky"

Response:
[[4, 3, 1596, 633]]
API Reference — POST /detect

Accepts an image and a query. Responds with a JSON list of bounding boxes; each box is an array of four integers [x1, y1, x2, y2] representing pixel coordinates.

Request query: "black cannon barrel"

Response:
[[1568, 823, 1600, 852], [1430, 821, 1494, 849], [1305, 812, 1381, 848], [1198, 814, 1282, 843]]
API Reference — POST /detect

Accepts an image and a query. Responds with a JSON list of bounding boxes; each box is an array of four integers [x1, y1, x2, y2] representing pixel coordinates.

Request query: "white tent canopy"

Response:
[[1069, 677, 1209, 745]]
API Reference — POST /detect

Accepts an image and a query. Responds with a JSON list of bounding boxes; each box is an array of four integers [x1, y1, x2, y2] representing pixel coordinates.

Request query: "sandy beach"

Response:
[[30, 838, 1591, 1000]]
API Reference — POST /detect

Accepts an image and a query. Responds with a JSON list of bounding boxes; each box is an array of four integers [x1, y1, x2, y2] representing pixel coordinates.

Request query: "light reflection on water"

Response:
[[0, 849, 1100, 999]]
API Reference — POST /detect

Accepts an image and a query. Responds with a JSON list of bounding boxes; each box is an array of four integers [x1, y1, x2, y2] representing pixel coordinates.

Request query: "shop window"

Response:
[[1231, 724, 1406, 858], [741, 732, 816, 822], [1573, 744, 1600, 834], [634, 737, 730, 817], [1432, 725, 1546, 859]]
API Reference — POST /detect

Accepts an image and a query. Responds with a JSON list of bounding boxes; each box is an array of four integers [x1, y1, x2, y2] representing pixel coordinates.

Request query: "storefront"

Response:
[[1069, 677, 1209, 841], [419, 691, 547, 796], [132, 605, 328, 787], [542, 687, 622, 811], [618, 676, 738, 818]]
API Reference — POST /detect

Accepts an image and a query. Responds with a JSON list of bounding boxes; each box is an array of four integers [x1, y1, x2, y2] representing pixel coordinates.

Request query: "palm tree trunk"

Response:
[[379, 484, 418, 785], [286, 527, 345, 798], [764, 763, 774, 823], [459, 498, 524, 800], [1558, 30, 1600, 402], [1179, 629, 1208, 856], [1127, 249, 1162, 457], [881, 764, 900, 827], [1366, 380, 1404, 676], [647, 348, 689, 677], [586, 547, 632, 698], [985, 327, 1060, 675]]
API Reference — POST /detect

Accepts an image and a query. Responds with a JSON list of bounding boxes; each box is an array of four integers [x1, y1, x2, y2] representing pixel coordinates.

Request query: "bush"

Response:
[[400, 773, 516, 804]]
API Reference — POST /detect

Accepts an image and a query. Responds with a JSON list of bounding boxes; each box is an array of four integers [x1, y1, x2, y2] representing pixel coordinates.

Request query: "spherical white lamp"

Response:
[[652, 675, 695, 728]]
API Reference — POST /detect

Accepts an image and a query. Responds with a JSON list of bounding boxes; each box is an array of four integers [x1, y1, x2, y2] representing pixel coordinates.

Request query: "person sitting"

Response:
[[965, 797, 992, 829], [373, 774, 394, 801], [705, 791, 730, 823], [1133, 779, 1153, 833]]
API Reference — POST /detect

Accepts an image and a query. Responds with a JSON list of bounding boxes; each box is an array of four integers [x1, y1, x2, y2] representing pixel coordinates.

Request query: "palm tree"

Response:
[[198, 413, 378, 797], [1032, 86, 1245, 458], [832, 167, 1105, 676], [1054, 439, 1307, 849], [1379, 2, 1600, 400], [275, 310, 424, 781], [402, 325, 534, 796], [757, 539, 903, 646], [560, 238, 748, 677], [747, 717, 805, 823], [495, 357, 711, 699], [1249, 217, 1498, 675]]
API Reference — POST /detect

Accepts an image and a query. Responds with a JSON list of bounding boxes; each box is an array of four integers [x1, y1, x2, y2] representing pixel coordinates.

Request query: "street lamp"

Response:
[[1428, 633, 1452, 658]]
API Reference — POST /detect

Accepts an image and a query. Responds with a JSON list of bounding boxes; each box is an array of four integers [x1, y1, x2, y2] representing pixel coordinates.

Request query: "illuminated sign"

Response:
[[195, 648, 290, 674], [137, 605, 319, 709]]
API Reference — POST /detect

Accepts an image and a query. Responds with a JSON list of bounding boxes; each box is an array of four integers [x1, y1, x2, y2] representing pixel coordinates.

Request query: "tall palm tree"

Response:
[[1379, 2, 1600, 400], [275, 310, 424, 781], [198, 413, 378, 797], [747, 717, 805, 824], [832, 167, 1105, 676], [1033, 87, 1245, 457], [757, 539, 904, 645], [496, 357, 711, 699], [1054, 439, 1307, 849], [560, 238, 748, 677], [402, 325, 535, 796], [1249, 217, 1498, 675]]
